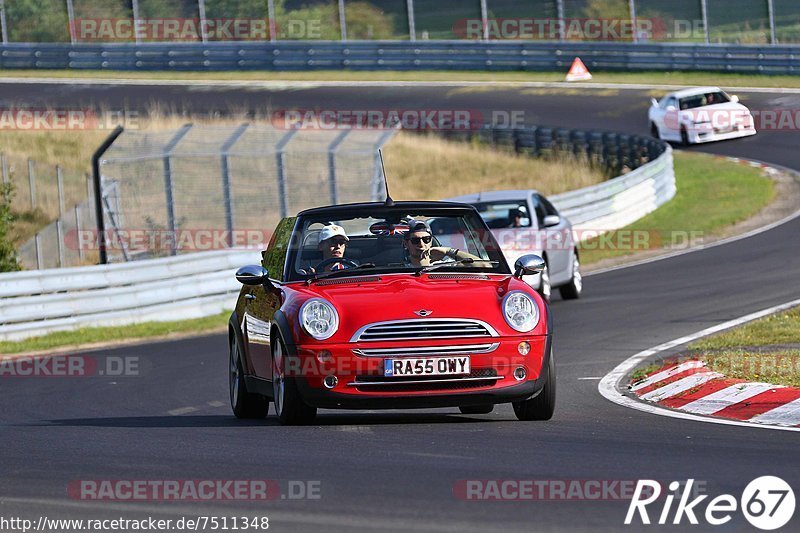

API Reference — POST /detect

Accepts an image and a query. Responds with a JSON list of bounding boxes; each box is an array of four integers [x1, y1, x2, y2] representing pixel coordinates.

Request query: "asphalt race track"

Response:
[[2, 81, 800, 531]]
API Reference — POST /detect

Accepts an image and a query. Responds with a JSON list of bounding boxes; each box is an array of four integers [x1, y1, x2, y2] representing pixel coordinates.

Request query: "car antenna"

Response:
[[379, 149, 394, 206]]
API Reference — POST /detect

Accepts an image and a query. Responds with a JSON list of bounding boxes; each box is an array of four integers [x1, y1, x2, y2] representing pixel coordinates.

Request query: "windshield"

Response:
[[470, 200, 532, 229], [679, 91, 730, 110], [285, 209, 509, 282]]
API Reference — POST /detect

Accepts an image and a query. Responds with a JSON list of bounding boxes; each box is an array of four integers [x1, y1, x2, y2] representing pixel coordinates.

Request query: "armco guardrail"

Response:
[[0, 250, 260, 342], [0, 129, 673, 343], [1, 41, 799, 74], [551, 146, 675, 233]]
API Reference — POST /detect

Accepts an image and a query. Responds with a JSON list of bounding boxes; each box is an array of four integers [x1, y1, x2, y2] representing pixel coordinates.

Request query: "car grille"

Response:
[[352, 343, 499, 357], [351, 319, 497, 342], [352, 368, 500, 393]]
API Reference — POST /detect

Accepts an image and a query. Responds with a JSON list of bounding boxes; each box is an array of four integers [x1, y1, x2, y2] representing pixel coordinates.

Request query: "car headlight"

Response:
[[299, 298, 339, 340], [503, 291, 540, 333]]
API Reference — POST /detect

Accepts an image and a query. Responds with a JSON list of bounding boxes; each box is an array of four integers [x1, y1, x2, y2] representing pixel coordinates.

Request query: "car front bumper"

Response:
[[289, 335, 552, 410]]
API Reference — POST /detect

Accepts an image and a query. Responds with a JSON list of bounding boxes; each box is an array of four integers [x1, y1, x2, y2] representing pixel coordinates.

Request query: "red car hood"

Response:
[[288, 273, 547, 342]]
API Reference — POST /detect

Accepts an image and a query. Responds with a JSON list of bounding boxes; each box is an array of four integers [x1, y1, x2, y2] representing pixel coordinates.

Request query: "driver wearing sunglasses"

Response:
[[402, 220, 479, 268]]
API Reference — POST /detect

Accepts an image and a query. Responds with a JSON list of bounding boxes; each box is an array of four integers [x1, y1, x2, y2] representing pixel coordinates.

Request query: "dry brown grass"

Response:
[[383, 132, 606, 200], [0, 117, 605, 249]]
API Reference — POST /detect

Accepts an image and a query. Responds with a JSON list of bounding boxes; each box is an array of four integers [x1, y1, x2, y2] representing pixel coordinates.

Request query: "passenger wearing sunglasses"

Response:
[[402, 220, 479, 268]]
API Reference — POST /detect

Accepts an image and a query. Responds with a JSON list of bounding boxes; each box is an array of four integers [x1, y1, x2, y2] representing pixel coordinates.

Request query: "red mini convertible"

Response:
[[228, 201, 555, 425]]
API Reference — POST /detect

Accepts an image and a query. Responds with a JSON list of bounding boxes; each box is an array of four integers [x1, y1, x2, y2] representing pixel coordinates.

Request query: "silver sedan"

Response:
[[445, 190, 582, 302]]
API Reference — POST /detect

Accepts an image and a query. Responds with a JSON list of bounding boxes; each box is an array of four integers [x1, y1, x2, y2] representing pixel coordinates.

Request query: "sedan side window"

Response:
[[531, 195, 547, 227]]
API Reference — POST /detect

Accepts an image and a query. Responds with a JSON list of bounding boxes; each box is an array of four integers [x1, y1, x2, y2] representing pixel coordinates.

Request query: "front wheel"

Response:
[[680, 126, 690, 146], [559, 253, 582, 300], [229, 336, 269, 419], [272, 337, 317, 426], [513, 351, 556, 421], [650, 122, 660, 140]]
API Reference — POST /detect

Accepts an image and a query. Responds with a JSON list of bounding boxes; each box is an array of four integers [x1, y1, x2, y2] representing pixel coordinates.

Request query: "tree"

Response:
[[0, 182, 21, 272], [583, 0, 631, 20]]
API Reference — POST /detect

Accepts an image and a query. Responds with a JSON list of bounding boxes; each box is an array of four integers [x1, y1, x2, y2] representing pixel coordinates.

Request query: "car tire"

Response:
[[459, 404, 494, 415], [680, 126, 690, 146], [512, 350, 556, 421], [650, 122, 660, 140], [272, 336, 317, 426], [537, 261, 551, 304], [559, 253, 582, 300], [229, 336, 269, 419]]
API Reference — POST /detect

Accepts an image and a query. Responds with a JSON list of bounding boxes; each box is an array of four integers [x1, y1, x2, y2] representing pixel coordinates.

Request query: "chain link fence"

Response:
[[1, 1, 798, 45], [16, 123, 396, 269]]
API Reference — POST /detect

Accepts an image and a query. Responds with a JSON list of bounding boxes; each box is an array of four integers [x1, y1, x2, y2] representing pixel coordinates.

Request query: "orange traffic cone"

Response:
[[566, 57, 593, 82]]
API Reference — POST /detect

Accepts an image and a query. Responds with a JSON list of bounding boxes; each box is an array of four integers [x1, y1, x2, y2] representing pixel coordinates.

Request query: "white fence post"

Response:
[[767, 0, 777, 44], [407, 0, 416, 41], [28, 159, 36, 210]]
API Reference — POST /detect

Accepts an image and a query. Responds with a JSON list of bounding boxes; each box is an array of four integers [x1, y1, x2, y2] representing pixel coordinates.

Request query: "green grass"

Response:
[[580, 151, 774, 265], [692, 307, 800, 351], [0, 311, 229, 355], [686, 307, 800, 387], [3, 69, 800, 89]]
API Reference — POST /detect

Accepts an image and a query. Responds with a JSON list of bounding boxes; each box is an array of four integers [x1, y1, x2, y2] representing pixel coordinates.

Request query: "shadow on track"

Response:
[[30, 412, 512, 428]]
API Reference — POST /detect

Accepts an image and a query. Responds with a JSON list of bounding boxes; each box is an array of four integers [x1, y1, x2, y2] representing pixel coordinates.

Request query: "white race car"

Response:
[[648, 87, 756, 145]]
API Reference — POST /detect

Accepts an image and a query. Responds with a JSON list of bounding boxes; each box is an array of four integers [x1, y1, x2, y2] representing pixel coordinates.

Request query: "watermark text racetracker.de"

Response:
[[67, 479, 321, 501], [0, 355, 142, 378], [1, 516, 271, 532], [0, 109, 139, 130], [73, 18, 323, 41], [664, 108, 800, 133]]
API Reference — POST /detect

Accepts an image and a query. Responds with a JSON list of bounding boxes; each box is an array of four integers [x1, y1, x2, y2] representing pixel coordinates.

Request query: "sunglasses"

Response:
[[408, 235, 432, 245]]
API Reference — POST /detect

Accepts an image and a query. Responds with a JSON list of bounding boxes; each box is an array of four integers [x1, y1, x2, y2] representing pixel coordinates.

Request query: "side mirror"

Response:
[[236, 265, 269, 285], [731, 95, 740, 103], [514, 254, 545, 278], [542, 215, 561, 227]]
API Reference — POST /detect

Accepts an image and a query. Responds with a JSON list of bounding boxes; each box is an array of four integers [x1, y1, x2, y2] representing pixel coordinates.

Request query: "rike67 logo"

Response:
[[626, 477, 795, 530]]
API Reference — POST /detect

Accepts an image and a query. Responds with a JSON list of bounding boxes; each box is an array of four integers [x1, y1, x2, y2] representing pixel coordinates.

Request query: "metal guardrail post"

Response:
[[700, 0, 710, 44], [56, 219, 64, 267], [406, 0, 416, 41], [1, 153, 7, 184], [479, 0, 489, 41], [92, 126, 124, 265], [132, 0, 141, 44], [27, 159, 36, 210], [34, 233, 42, 269], [275, 129, 298, 219], [57, 166, 65, 217], [66, 0, 76, 44], [0, 0, 8, 44], [628, 0, 638, 44], [327, 130, 350, 205], [75, 204, 84, 262], [162, 124, 193, 256], [220, 123, 249, 247], [338, 0, 347, 41], [767, 0, 777, 44], [267, 0, 277, 42], [198, 0, 208, 43]]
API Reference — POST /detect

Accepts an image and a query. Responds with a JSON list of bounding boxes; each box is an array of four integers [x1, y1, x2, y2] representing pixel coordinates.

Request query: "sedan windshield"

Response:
[[679, 91, 730, 110], [286, 209, 509, 282]]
